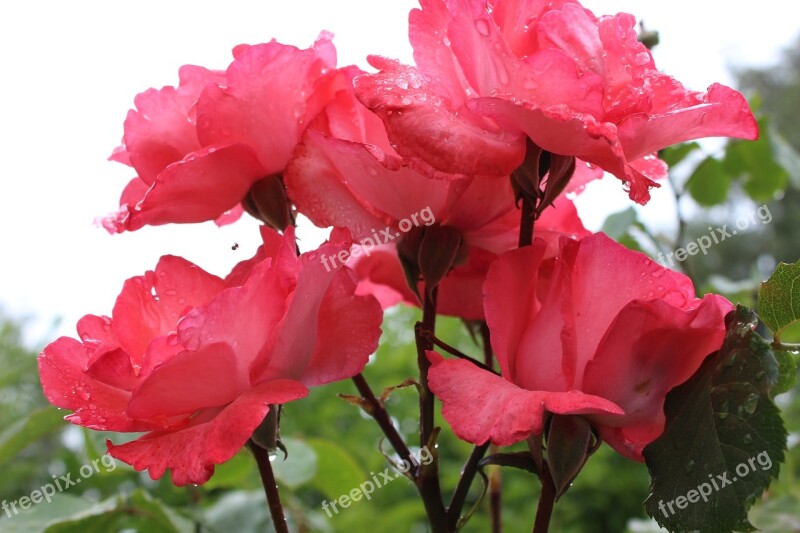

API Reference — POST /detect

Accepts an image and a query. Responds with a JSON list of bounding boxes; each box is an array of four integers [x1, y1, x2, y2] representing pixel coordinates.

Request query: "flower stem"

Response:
[[351, 373, 415, 471], [447, 442, 489, 528], [248, 440, 289, 533], [519, 193, 536, 248], [481, 323, 502, 533], [415, 286, 448, 531], [446, 322, 498, 529], [532, 463, 556, 533]]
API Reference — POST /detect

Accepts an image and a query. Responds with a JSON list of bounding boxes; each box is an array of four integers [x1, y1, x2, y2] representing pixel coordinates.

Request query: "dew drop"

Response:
[[475, 19, 490, 36], [742, 434, 753, 445], [684, 460, 695, 474], [717, 400, 730, 420], [183, 336, 201, 351], [740, 394, 759, 415], [633, 51, 651, 66]]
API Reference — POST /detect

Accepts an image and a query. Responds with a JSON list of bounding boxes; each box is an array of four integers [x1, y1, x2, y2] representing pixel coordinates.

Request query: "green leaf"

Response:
[[771, 346, 798, 398], [203, 491, 271, 533], [687, 156, 730, 206], [272, 437, 317, 489], [307, 438, 366, 502], [0, 408, 65, 467], [643, 306, 787, 533], [601, 207, 638, 240], [203, 449, 258, 490], [47, 491, 193, 533], [769, 129, 800, 189], [0, 486, 193, 533], [724, 118, 789, 202], [0, 495, 95, 533], [661, 142, 701, 168], [757, 259, 800, 338]]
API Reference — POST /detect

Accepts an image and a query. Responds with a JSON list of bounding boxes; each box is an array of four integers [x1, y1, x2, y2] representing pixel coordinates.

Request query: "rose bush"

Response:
[[38, 227, 382, 484]]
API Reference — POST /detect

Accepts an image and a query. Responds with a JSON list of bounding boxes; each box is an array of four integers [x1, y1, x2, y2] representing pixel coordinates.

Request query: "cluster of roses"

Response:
[[40, 0, 756, 487]]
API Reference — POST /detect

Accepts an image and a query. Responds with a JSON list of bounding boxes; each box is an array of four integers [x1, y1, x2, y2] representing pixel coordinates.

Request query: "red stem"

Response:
[[249, 440, 289, 533]]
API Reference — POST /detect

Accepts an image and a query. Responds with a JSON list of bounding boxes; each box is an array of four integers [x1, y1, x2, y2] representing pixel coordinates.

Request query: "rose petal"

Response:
[[428, 352, 623, 446], [109, 379, 308, 486]]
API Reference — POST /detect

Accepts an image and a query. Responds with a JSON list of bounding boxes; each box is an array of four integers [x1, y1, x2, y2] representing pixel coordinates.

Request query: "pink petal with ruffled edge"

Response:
[[109, 380, 308, 486], [38, 337, 154, 432], [111, 255, 225, 363], [114, 65, 224, 184], [354, 57, 525, 180], [428, 352, 623, 446], [113, 143, 266, 232], [196, 34, 338, 174]]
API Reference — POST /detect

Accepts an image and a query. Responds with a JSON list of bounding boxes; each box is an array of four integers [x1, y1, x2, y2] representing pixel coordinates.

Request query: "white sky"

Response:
[[1, 1, 797, 345]]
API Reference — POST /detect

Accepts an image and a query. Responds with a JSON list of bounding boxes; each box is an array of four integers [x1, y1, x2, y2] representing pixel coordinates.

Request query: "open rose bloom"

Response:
[[355, 0, 758, 203], [103, 33, 346, 232], [428, 233, 733, 460], [39, 228, 382, 484], [285, 72, 597, 319]]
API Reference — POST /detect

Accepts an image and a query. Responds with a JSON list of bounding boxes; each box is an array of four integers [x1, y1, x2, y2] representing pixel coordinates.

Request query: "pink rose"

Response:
[[354, 0, 758, 203], [349, 196, 589, 319], [428, 233, 733, 460], [38, 228, 383, 484], [103, 33, 345, 232], [285, 69, 593, 319]]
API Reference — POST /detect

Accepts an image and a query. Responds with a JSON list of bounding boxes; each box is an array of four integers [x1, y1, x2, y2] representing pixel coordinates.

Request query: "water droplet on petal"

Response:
[[475, 19, 490, 36], [633, 52, 651, 66], [741, 394, 759, 415], [183, 336, 201, 351]]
